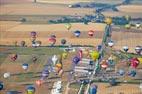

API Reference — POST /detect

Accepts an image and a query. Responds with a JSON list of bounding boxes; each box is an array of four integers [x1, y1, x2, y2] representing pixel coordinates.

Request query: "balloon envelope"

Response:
[[74, 30, 81, 37], [90, 51, 99, 60], [31, 31, 37, 37], [108, 41, 114, 47], [130, 58, 139, 68], [65, 23, 72, 30], [73, 56, 80, 64], [61, 39, 67, 45], [123, 46, 129, 52], [22, 63, 29, 70], [3, 72, 10, 79], [135, 46, 142, 54], [88, 30, 94, 37]]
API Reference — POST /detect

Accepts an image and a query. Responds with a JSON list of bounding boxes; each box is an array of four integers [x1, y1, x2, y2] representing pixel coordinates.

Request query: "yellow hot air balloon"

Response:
[[138, 57, 142, 64], [62, 52, 68, 59], [105, 17, 112, 25], [65, 23, 72, 31], [125, 24, 131, 29], [124, 15, 131, 21], [56, 63, 62, 69], [90, 51, 100, 61]]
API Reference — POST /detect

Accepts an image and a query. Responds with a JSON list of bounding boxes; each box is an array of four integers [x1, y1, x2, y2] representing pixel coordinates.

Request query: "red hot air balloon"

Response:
[[48, 37, 56, 46], [130, 58, 139, 68], [88, 30, 94, 37], [10, 54, 18, 61]]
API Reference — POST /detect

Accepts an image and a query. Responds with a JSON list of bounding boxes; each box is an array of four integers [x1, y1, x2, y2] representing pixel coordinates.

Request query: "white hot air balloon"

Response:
[[108, 41, 114, 47], [136, 23, 141, 28], [123, 46, 129, 52], [135, 46, 142, 54], [52, 55, 58, 65], [3, 72, 10, 79]]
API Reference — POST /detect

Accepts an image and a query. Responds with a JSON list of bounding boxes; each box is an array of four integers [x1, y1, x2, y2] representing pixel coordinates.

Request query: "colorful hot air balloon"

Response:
[[22, 63, 29, 70], [128, 70, 136, 77], [123, 46, 129, 52], [73, 56, 80, 65], [88, 30, 94, 37], [109, 78, 117, 86], [130, 58, 139, 68], [27, 85, 35, 94], [10, 54, 18, 61], [61, 39, 67, 45], [65, 23, 72, 31], [74, 30, 81, 37], [48, 37, 56, 46], [89, 84, 97, 94], [135, 46, 142, 54], [90, 51, 99, 61], [137, 58, 142, 64]]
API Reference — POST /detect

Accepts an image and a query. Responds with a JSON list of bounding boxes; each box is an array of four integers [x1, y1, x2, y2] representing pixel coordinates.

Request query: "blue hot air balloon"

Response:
[[22, 63, 29, 70], [41, 69, 49, 78], [74, 30, 81, 37], [0, 82, 3, 90], [73, 56, 80, 65], [26, 85, 36, 94]]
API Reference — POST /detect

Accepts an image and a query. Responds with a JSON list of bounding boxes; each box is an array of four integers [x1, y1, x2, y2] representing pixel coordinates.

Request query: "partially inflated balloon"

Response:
[[22, 63, 29, 70]]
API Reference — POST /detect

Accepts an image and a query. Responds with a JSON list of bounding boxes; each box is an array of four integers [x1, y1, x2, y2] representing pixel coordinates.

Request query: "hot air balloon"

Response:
[[32, 56, 37, 63], [125, 24, 131, 29], [97, 45, 102, 51], [74, 30, 81, 37], [72, 56, 80, 65], [58, 69, 64, 76], [105, 17, 112, 25], [42, 69, 49, 78], [89, 84, 97, 94], [90, 51, 99, 61], [0, 82, 3, 90], [48, 37, 56, 46], [88, 30, 94, 37], [108, 41, 114, 47], [136, 23, 141, 28], [137, 58, 142, 64], [123, 46, 129, 52], [55, 63, 62, 69], [22, 63, 29, 70], [27, 85, 35, 94], [130, 58, 139, 68], [3, 72, 10, 79], [62, 52, 68, 59], [36, 80, 42, 86], [118, 69, 125, 76], [65, 23, 72, 31], [10, 54, 18, 61], [52, 55, 58, 65], [135, 46, 142, 54], [61, 39, 67, 45], [31, 31, 37, 37], [109, 78, 117, 86], [78, 50, 83, 59], [128, 70, 136, 77], [101, 60, 108, 69]]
